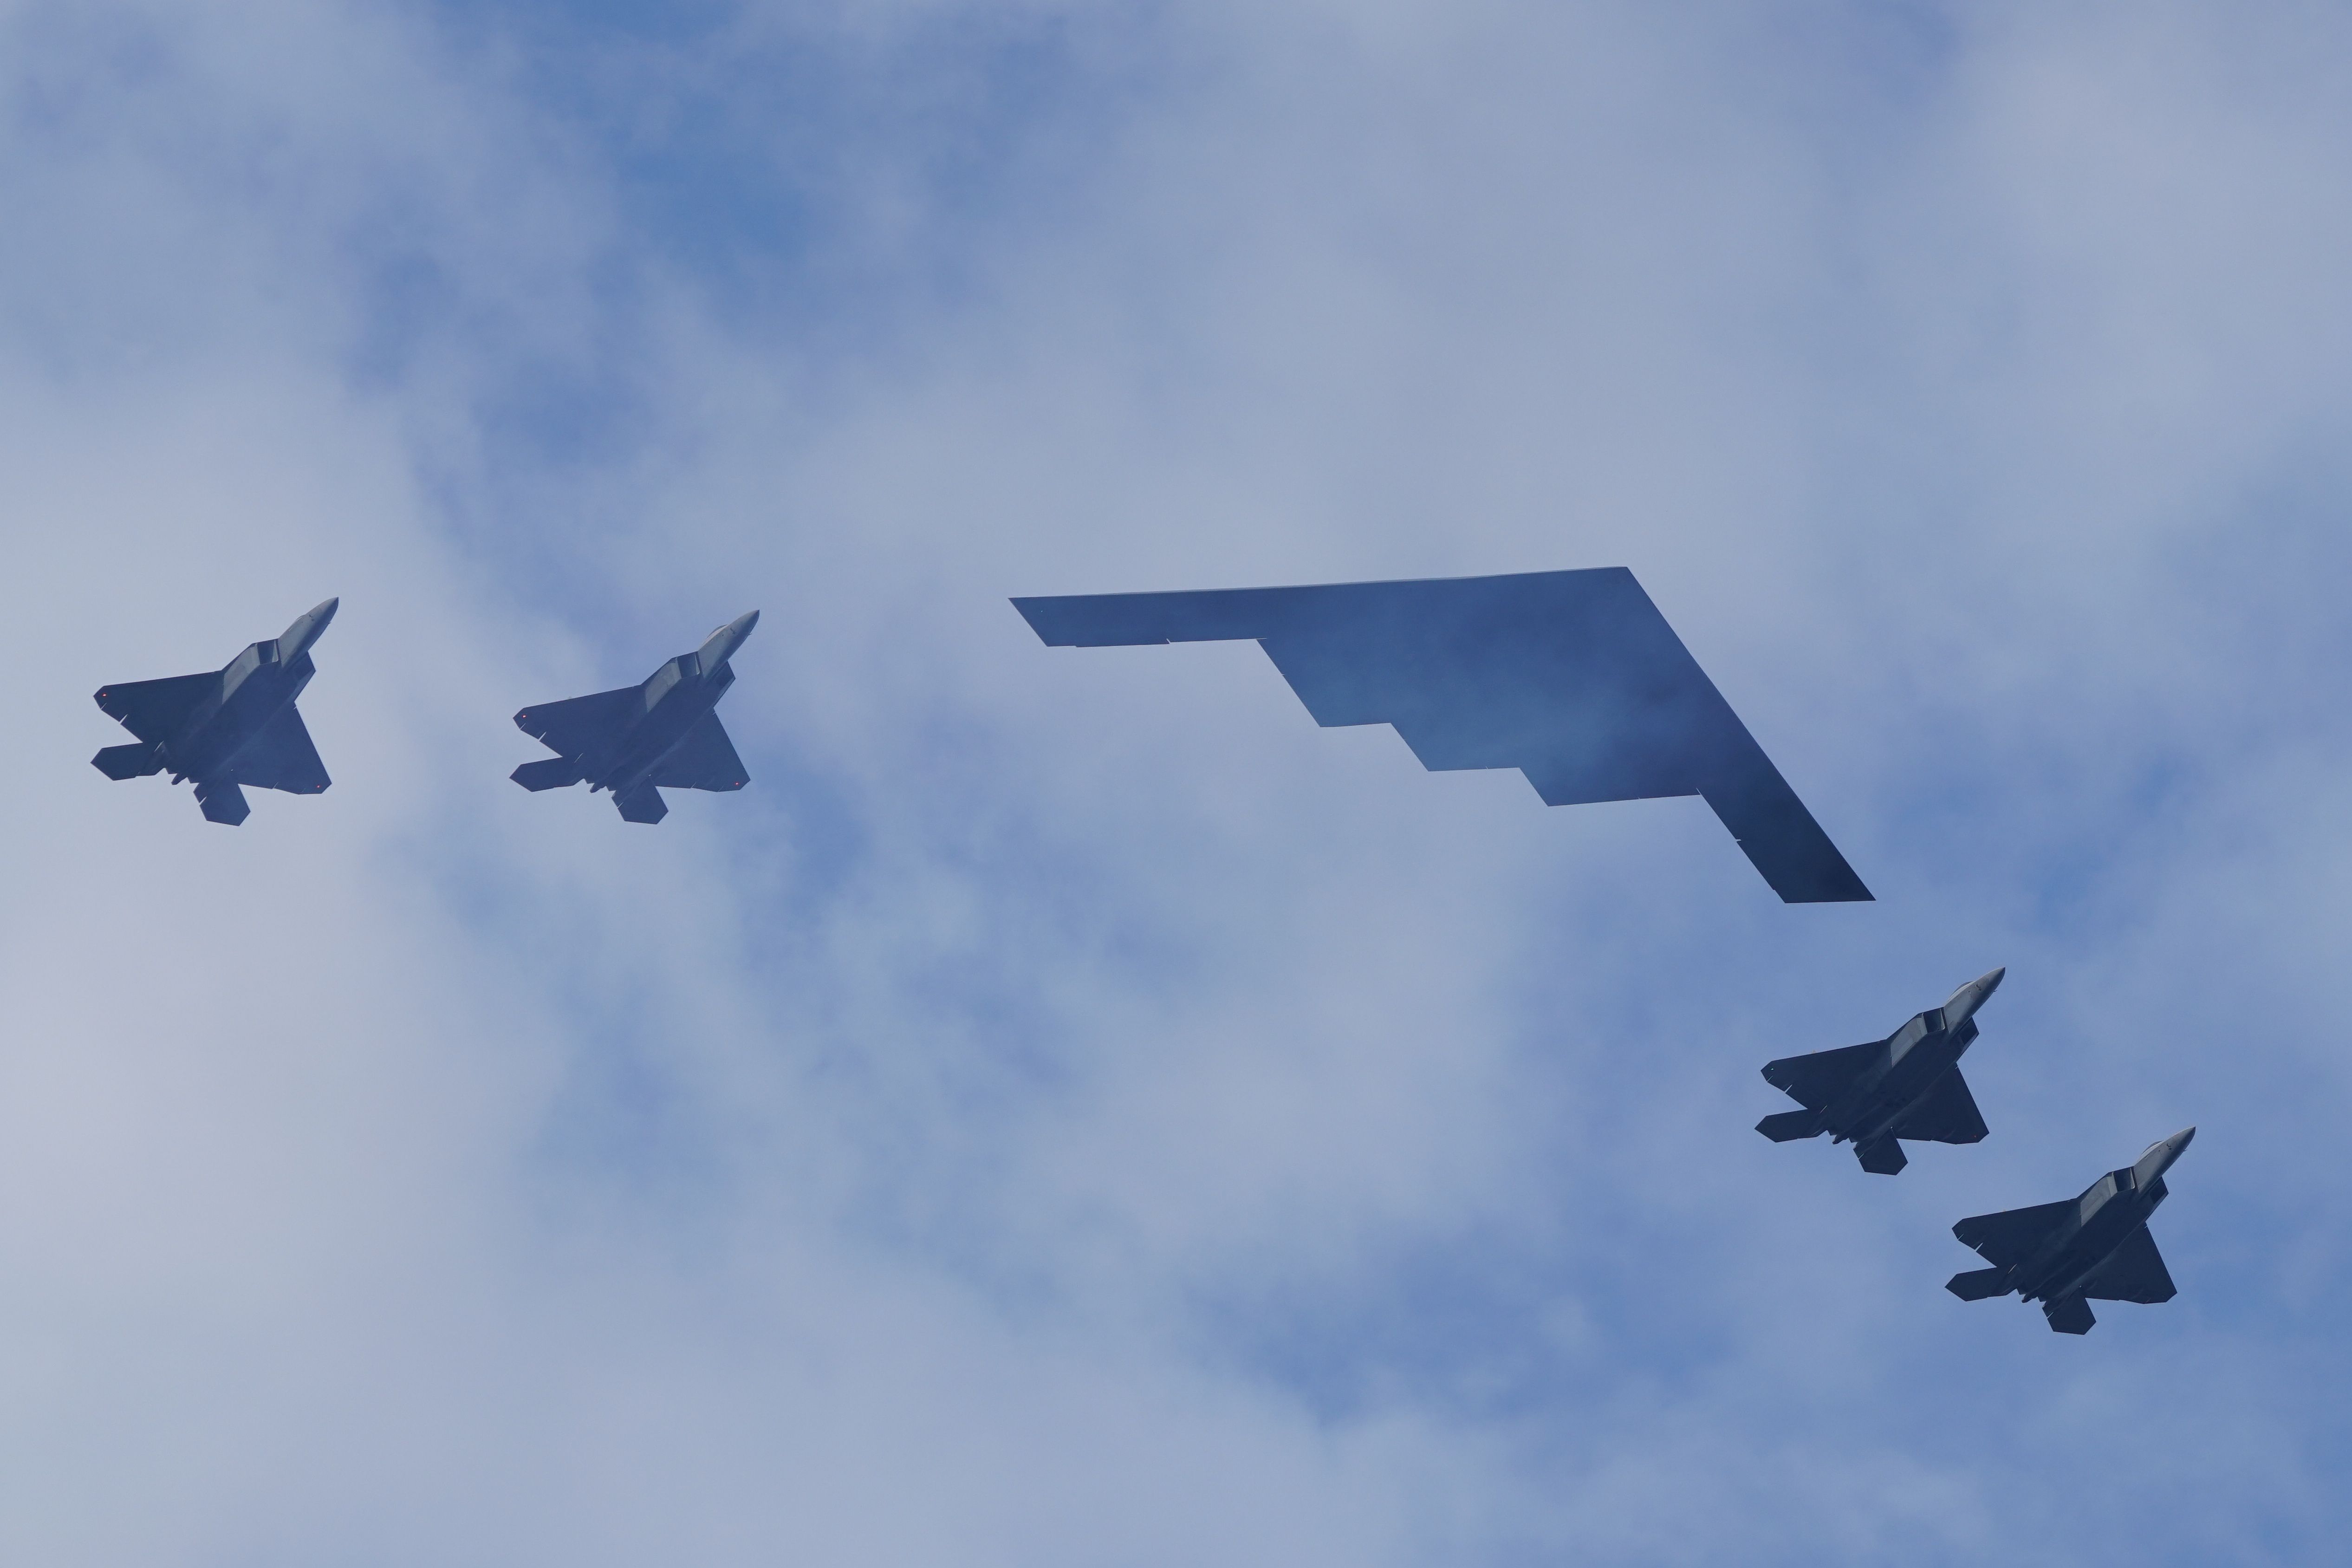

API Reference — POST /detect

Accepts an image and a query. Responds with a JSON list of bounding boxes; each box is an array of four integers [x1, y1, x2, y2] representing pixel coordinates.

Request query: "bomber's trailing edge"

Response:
[[1757, 969, 2004, 1174], [91, 599, 339, 826], [1947, 1128, 2194, 1334], [1012, 569, 1869, 902], [510, 612, 758, 824]]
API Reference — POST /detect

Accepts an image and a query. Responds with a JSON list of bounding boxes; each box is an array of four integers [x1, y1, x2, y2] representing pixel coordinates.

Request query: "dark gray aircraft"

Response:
[[1013, 570, 1869, 902], [91, 599, 339, 826], [1947, 1128, 2193, 1334], [510, 612, 758, 823], [1756, 968, 2004, 1174]]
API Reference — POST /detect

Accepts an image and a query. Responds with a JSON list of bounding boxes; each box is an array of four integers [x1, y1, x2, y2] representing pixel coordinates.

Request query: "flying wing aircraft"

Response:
[[1012, 569, 1869, 902]]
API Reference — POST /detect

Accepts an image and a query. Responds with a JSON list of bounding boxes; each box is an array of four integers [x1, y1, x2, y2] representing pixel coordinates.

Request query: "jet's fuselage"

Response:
[[1822, 967, 2004, 1145], [585, 656, 736, 794], [1824, 1008, 1978, 1145], [167, 643, 315, 780]]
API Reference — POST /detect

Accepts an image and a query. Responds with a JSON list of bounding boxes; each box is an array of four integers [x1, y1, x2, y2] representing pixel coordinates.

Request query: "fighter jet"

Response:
[[1755, 968, 2005, 1174], [1946, 1128, 2194, 1334], [90, 599, 339, 826], [510, 612, 758, 824]]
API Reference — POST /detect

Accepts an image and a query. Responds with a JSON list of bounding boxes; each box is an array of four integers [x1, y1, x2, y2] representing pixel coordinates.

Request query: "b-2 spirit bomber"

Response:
[[1012, 570, 1871, 903], [91, 599, 339, 826], [1756, 968, 2005, 1174], [1946, 1128, 2193, 1334], [510, 612, 758, 824]]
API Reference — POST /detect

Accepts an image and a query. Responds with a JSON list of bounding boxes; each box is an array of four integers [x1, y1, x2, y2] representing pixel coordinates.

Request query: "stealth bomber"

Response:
[[510, 612, 757, 824], [1013, 570, 1869, 902], [1947, 1128, 2194, 1334], [91, 599, 339, 826], [1756, 969, 2004, 1174]]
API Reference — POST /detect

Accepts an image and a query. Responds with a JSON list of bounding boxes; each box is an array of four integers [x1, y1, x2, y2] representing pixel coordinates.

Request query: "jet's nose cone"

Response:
[[731, 609, 759, 637], [1946, 967, 2006, 1019], [2135, 1126, 2196, 1183]]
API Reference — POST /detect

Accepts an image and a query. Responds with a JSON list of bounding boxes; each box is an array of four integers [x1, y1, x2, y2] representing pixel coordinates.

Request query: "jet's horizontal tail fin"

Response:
[[92, 742, 163, 780], [1946, 1267, 2011, 1301], [613, 781, 668, 824], [2043, 1295, 2096, 1334], [1755, 1109, 1826, 1143], [195, 780, 249, 826], [1853, 1134, 1908, 1175], [512, 757, 586, 792]]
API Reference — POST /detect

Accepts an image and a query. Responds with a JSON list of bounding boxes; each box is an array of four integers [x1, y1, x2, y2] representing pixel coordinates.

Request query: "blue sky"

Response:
[[3, 1, 2351, 1562]]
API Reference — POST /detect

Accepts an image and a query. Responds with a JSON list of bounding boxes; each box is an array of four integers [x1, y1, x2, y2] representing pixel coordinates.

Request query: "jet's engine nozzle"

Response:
[[2133, 1126, 2196, 1187], [276, 597, 340, 662], [696, 609, 760, 673]]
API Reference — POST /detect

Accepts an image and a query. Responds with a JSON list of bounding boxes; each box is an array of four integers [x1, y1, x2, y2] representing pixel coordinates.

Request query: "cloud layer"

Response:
[[4, 1, 2351, 1562]]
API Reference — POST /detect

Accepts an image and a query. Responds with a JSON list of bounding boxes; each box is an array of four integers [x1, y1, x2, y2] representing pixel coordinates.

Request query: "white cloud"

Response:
[[2, 1, 2350, 1561]]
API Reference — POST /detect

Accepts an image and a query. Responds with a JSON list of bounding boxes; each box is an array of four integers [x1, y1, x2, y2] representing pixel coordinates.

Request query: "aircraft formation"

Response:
[[93, 603, 760, 827], [90, 570, 2193, 1334]]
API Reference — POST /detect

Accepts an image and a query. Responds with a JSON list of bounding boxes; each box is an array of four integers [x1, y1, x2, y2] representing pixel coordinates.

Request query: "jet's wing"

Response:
[[514, 686, 641, 761], [1760, 1041, 1883, 1110], [2083, 1226, 2177, 1304], [1012, 570, 1871, 903], [229, 703, 331, 794], [1953, 1200, 2078, 1269], [649, 710, 749, 792], [1891, 1068, 1989, 1145], [95, 672, 216, 744]]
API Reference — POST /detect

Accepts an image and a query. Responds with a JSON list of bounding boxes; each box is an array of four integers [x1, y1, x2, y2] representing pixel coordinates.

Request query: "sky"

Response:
[[2, 0, 2350, 1561]]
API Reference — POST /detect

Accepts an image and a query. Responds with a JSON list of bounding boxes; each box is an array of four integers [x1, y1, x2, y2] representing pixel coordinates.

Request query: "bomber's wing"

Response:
[[649, 710, 749, 792], [1953, 1200, 2078, 1269], [1011, 570, 1870, 903], [514, 686, 641, 761], [1891, 1067, 1989, 1145], [229, 703, 331, 794], [2082, 1226, 2177, 1304], [1760, 1041, 1883, 1110], [95, 672, 216, 744]]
